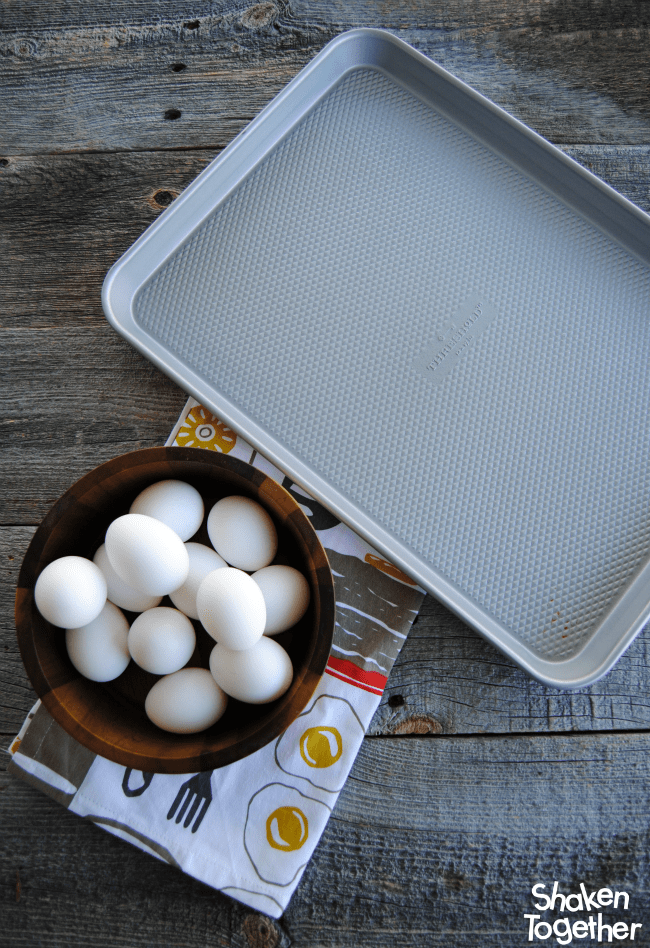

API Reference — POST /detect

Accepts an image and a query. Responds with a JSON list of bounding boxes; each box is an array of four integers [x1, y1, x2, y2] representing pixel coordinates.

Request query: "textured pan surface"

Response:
[[102, 31, 650, 686], [133, 65, 650, 665]]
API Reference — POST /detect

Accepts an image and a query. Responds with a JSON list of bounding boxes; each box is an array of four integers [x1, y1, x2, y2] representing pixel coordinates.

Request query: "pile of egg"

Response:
[[33, 480, 311, 734]]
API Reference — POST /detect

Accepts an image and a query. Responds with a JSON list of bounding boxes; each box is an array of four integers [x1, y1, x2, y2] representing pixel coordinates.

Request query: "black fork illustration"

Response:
[[166, 771, 213, 833]]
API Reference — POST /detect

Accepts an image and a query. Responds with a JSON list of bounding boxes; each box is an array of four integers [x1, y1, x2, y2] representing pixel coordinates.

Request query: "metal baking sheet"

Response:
[[102, 29, 650, 689]]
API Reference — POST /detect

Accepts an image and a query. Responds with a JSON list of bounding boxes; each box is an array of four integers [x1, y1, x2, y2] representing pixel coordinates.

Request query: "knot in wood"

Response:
[[14, 38, 38, 58], [241, 3, 278, 30], [391, 713, 443, 735], [148, 189, 179, 210], [242, 913, 280, 948]]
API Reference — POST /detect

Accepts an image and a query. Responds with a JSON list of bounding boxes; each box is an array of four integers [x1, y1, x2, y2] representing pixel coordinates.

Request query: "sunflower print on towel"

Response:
[[175, 405, 237, 453]]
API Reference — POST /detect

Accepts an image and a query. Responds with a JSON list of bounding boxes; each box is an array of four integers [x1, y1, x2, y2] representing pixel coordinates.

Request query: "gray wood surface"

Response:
[[3, 1, 650, 150], [2, 2, 650, 945], [3, 733, 649, 946]]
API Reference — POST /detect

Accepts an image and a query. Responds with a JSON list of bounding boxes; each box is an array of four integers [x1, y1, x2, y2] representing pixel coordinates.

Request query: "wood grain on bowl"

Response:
[[15, 447, 335, 773]]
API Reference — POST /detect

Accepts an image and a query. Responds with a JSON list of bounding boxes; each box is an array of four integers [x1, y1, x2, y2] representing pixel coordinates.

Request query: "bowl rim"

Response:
[[15, 446, 335, 773]]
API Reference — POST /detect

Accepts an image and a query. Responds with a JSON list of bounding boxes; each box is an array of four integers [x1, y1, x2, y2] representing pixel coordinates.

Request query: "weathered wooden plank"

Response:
[[290, 0, 650, 32], [0, 31, 315, 155], [2, 12, 650, 153], [370, 596, 650, 736], [289, 732, 650, 945], [494, 24, 650, 124], [4, 520, 650, 738], [0, 0, 268, 30], [0, 151, 215, 320], [4, 0, 649, 37], [0, 770, 291, 948], [3, 732, 649, 946], [563, 144, 650, 213], [0, 528, 36, 734], [3, 327, 183, 436], [1, 325, 186, 522]]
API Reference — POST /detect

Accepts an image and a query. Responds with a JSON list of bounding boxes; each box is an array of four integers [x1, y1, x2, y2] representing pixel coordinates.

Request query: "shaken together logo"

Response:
[[525, 882, 642, 943]]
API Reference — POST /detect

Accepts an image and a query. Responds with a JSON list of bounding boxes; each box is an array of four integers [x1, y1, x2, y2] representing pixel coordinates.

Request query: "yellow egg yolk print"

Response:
[[175, 405, 236, 453], [299, 727, 342, 768], [266, 806, 309, 852], [244, 784, 330, 885], [275, 694, 365, 793]]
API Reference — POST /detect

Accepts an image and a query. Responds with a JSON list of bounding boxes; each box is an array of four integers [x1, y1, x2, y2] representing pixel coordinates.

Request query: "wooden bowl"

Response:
[[15, 447, 335, 773]]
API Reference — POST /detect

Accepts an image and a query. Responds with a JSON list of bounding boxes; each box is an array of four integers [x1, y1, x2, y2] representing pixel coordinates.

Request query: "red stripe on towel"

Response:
[[325, 657, 388, 695]]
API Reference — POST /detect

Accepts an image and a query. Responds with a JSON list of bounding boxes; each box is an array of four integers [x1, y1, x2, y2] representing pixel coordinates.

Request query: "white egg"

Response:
[[145, 668, 228, 734], [65, 601, 130, 682], [93, 544, 162, 613], [105, 513, 189, 596], [128, 606, 196, 675], [196, 568, 266, 650], [34, 555, 107, 629], [209, 637, 293, 704], [129, 479, 204, 542], [207, 495, 278, 571], [252, 564, 311, 635], [169, 543, 227, 619]]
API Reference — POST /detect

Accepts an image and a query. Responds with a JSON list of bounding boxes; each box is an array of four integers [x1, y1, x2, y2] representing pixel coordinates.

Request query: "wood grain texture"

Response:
[[3, 0, 649, 33], [3, 1, 650, 942], [1, 528, 36, 734], [0, 26, 318, 155], [2, 2, 650, 153], [3, 732, 649, 946], [564, 144, 650, 212], [0, 767, 291, 948], [370, 597, 650, 736], [0, 151, 215, 321], [288, 732, 650, 945], [2, 326, 186, 522]]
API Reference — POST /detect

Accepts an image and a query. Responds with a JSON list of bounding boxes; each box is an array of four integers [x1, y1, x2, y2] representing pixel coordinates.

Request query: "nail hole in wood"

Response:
[[171, 63, 187, 72], [184, 19, 200, 29], [154, 190, 175, 208], [147, 188, 179, 210], [388, 694, 405, 708], [164, 108, 182, 121], [0, 159, 8, 166]]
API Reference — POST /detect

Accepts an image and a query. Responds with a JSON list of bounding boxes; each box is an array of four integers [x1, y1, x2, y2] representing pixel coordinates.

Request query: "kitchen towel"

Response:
[[8, 397, 425, 918]]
